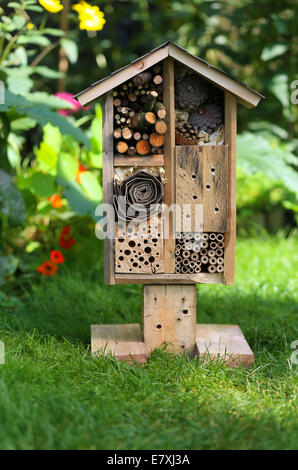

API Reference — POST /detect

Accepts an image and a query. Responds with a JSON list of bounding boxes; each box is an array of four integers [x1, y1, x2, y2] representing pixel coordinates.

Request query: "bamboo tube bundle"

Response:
[[174, 232, 225, 275]]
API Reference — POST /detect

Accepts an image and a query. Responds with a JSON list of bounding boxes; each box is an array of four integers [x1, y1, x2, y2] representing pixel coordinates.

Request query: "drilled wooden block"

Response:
[[175, 145, 228, 232], [115, 216, 164, 274], [143, 284, 197, 355]]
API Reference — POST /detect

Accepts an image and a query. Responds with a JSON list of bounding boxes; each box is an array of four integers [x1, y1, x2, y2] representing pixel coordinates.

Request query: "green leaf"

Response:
[[11, 116, 36, 131], [0, 169, 26, 226], [36, 142, 58, 171], [270, 74, 289, 109], [80, 171, 102, 201], [60, 38, 78, 64], [261, 44, 288, 61], [29, 172, 56, 198], [43, 123, 62, 154], [58, 178, 98, 219], [3, 91, 90, 147], [57, 153, 78, 181], [21, 189, 37, 217], [0, 255, 19, 281], [237, 132, 298, 196], [41, 28, 65, 37], [33, 66, 64, 79], [18, 35, 51, 47]]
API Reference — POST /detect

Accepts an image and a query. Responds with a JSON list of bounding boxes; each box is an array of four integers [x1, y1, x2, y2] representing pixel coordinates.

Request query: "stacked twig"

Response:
[[175, 232, 224, 274], [113, 64, 167, 157]]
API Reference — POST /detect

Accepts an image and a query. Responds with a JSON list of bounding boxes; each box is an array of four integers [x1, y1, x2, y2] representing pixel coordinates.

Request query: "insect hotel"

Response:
[[75, 41, 263, 366]]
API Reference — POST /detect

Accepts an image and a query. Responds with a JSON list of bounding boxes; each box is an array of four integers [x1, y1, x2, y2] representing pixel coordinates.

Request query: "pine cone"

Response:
[[175, 122, 199, 145], [175, 75, 208, 113], [189, 103, 223, 134]]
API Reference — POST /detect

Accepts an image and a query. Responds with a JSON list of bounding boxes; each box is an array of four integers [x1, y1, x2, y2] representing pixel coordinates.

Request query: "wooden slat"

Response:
[[168, 43, 261, 108], [175, 145, 228, 232], [202, 145, 228, 232], [115, 273, 223, 285], [91, 323, 147, 364], [114, 154, 164, 167], [163, 57, 176, 273], [77, 46, 169, 106], [196, 324, 254, 367], [224, 93, 237, 285], [143, 285, 197, 355], [102, 92, 115, 285]]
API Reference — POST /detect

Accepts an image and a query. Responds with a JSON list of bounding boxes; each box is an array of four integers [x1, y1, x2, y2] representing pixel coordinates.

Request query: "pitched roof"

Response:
[[74, 41, 264, 108]]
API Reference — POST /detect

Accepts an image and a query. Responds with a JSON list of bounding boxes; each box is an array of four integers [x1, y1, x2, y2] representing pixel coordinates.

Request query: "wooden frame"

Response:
[[102, 91, 115, 285], [223, 93, 237, 285]]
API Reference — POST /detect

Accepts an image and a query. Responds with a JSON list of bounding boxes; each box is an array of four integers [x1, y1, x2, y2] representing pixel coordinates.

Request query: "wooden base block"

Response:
[[196, 324, 254, 367], [91, 323, 147, 365]]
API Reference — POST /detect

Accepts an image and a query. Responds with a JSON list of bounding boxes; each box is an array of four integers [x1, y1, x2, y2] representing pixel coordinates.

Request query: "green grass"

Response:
[[0, 233, 297, 450]]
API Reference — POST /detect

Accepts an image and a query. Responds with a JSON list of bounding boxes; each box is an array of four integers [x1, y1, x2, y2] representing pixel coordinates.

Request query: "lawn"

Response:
[[0, 234, 297, 450]]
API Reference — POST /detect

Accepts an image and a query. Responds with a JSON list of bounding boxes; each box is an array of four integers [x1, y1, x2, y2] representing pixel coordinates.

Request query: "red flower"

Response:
[[59, 225, 76, 250], [37, 260, 58, 276], [48, 194, 63, 208], [50, 250, 65, 264], [55, 92, 90, 116], [76, 162, 87, 184]]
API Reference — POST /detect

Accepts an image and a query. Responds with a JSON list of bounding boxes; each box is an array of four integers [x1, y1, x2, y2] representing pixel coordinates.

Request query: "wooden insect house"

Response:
[[75, 41, 264, 366]]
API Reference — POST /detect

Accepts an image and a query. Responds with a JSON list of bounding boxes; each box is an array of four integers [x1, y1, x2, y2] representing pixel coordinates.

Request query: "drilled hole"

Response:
[[211, 168, 215, 174], [192, 174, 196, 179], [144, 246, 151, 254], [148, 256, 155, 263], [206, 184, 211, 190], [156, 324, 162, 329], [193, 195, 198, 200], [128, 240, 136, 247], [215, 207, 219, 212], [124, 249, 131, 255], [183, 309, 188, 314]]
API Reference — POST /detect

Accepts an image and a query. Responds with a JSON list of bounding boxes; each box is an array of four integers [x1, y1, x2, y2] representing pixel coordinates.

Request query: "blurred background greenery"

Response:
[[0, 0, 297, 283]]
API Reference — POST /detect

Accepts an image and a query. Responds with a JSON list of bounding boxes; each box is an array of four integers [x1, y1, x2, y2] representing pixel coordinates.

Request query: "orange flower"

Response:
[[48, 194, 63, 208], [50, 250, 65, 264], [76, 162, 87, 184], [37, 260, 58, 276], [59, 225, 76, 250]]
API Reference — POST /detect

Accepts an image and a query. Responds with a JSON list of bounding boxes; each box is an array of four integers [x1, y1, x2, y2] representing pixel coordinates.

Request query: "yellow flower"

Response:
[[27, 22, 34, 30], [39, 0, 63, 13], [72, 1, 106, 31]]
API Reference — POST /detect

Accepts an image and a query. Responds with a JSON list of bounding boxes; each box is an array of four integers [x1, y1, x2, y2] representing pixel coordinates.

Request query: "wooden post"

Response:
[[143, 284, 197, 356], [102, 91, 115, 285], [163, 57, 176, 273], [224, 92, 237, 285]]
